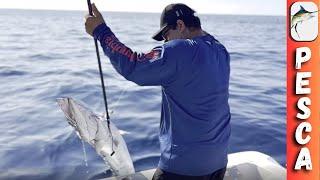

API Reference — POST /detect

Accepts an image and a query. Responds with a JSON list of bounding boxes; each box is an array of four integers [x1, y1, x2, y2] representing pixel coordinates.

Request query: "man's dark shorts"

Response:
[[152, 167, 226, 180]]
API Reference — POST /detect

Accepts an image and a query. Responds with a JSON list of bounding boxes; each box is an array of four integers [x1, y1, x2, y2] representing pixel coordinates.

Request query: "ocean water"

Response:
[[0, 9, 286, 179]]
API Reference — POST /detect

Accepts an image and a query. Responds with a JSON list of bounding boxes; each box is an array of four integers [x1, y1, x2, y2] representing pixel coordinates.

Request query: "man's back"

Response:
[[158, 34, 231, 176]]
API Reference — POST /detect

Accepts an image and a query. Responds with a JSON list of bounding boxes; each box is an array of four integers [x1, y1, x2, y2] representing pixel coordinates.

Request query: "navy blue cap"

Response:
[[152, 3, 197, 41]]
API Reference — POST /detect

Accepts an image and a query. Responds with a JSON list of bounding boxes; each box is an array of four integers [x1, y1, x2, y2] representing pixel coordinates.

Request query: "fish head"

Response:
[[94, 121, 135, 177]]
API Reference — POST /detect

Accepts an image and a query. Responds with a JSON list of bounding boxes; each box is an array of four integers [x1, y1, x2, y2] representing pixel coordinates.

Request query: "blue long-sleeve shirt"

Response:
[[93, 23, 231, 176]]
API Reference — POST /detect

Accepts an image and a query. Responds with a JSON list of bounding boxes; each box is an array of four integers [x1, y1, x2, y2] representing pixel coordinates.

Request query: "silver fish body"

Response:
[[57, 97, 135, 178]]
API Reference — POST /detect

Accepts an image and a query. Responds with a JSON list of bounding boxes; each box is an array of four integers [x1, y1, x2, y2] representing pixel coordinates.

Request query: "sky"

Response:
[[0, 0, 285, 16]]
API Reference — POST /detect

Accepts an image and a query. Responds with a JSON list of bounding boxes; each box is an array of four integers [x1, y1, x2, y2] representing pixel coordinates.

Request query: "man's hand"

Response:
[[84, 3, 105, 36]]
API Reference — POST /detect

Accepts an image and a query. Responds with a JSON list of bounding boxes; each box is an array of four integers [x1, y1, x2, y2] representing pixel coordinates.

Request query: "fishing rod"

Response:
[[86, 0, 115, 156]]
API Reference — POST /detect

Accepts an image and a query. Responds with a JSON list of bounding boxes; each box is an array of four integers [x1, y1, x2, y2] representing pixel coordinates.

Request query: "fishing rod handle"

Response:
[[87, 0, 93, 16]]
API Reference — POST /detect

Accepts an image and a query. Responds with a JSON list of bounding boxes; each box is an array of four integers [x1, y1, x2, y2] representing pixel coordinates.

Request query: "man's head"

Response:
[[152, 3, 202, 42]]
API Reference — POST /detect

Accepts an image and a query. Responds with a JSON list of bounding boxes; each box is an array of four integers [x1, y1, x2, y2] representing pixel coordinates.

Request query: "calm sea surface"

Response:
[[0, 9, 286, 179]]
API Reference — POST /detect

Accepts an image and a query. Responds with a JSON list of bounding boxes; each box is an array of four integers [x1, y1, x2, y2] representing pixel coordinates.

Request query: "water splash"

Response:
[[81, 139, 89, 174]]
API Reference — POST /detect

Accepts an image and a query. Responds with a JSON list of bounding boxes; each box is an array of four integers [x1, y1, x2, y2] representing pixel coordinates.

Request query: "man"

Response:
[[85, 3, 230, 180]]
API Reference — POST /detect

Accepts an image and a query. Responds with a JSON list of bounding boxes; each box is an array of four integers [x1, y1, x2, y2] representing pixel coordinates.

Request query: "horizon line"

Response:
[[0, 7, 285, 17]]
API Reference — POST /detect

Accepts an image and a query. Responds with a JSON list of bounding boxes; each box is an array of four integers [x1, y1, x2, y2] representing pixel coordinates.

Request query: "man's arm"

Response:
[[85, 4, 177, 86]]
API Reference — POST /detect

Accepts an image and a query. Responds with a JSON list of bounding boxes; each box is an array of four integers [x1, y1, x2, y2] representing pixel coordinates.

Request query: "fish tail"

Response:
[[294, 24, 300, 38]]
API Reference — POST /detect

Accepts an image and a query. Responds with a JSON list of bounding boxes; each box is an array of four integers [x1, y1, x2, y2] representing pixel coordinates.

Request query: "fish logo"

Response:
[[290, 2, 318, 41]]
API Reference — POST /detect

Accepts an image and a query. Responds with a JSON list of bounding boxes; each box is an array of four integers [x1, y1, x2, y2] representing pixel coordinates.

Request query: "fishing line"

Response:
[[109, 85, 130, 115], [86, 0, 114, 156]]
